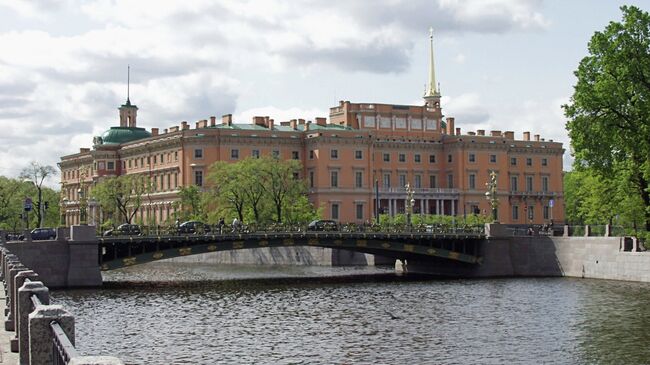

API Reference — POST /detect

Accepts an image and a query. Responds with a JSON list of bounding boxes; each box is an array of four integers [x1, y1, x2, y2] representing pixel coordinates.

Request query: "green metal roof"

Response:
[[98, 127, 151, 145]]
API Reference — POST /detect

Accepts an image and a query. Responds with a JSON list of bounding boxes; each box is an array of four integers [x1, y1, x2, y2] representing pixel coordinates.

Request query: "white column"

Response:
[[435, 200, 440, 215]]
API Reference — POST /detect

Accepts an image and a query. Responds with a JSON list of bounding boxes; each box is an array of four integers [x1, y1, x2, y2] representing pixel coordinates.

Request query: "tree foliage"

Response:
[[564, 5, 650, 230], [92, 175, 150, 224], [206, 157, 318, 224], [18, 161, 57, 228], [173, 185, 205, 221], [0, 175, 60, 231]]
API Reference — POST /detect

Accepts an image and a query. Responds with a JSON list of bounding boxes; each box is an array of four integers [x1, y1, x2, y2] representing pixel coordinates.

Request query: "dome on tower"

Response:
[[96, 126, 151, 145]]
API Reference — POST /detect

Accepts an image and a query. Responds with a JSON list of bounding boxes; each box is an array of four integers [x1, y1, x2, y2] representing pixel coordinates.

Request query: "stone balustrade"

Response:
[[0, 247, 124, 365]]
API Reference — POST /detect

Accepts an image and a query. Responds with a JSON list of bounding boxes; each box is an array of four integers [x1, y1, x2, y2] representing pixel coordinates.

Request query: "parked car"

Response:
[[103, 224, 141, 237], [307, 220, 339, 231], [19, 228, 56, 241], [178, 221, 211, 234]]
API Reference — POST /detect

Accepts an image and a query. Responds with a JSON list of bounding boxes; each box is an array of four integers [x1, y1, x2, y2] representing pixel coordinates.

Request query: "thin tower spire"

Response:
[[127, 65, 131, 105], [424, 27, 440, 98]]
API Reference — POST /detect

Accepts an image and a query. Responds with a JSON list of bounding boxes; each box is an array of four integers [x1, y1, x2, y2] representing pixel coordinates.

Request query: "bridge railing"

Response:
[[100, 222, 486, 238], [0, 248, 124, 364]]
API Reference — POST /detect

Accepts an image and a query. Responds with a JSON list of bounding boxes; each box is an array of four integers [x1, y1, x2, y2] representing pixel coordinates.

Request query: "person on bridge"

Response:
[[218, 217, 225, 234], [232, 217, 240, 233]]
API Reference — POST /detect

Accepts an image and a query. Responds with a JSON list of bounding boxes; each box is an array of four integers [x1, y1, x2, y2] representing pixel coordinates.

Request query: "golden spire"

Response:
[[424, 27, 440, 98]]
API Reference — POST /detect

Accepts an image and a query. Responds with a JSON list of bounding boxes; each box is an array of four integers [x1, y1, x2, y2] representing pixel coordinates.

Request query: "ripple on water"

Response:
[[52, 263, 650, 365]]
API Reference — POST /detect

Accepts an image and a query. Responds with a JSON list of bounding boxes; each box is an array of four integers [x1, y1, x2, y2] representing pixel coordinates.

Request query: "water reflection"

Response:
[[52, 263, 650, 365]]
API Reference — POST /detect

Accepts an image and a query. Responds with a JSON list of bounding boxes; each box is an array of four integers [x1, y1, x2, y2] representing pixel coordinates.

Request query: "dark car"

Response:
[[19, 228, 56, 241], [307, 220, 339, 231], [103, 224, 141, 237], [178, 221, 211, 234]]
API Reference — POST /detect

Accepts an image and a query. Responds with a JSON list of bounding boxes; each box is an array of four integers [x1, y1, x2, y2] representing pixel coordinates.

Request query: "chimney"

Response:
[[467, 131, 476, 136], [151, 128, 159, 136], [523, 131, 530, 141], [455, 127, 461, 136], [446, 117, 455, 135], [222, 114, 232, 126], [504, 131, 514, 140], [253, 116, 266, 127], [268, 118, 275, 130], [169, 126, 179, 132], [290, 120, 297, 129], [490, 130, 501, 137], [315, 117, 326, 126], [477, 129, 485, 136], [209, 116, 216, 126], [163, 129, 168, 134], [298, 119, 305, 125], [80, 148, 90, 153], [280, 121, 290, 126], [181, 121, 189, 130], [534, 134, 540, 141], [196, 120, 208, 129]]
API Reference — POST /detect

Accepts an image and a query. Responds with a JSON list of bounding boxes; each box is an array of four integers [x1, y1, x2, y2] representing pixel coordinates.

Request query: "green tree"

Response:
[[173, 185, 204, 221], [564, 5, 650, 230], [19, 162, 57, 228], [259, 157, 304, 222], [92, 175, 150, 224], [207, 161, 247, 222]]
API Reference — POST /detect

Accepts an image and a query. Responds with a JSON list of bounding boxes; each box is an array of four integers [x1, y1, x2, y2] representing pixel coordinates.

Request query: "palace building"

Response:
[[59, 31, 564, 226]]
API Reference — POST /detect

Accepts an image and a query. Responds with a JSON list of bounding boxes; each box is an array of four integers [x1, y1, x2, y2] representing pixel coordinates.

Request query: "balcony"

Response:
[[508, 190, 557, 198], [379, 187, 459, 197]]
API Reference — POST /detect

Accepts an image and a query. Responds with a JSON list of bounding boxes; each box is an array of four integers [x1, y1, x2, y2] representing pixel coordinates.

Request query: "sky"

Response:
[[0, 0, 647, 187]]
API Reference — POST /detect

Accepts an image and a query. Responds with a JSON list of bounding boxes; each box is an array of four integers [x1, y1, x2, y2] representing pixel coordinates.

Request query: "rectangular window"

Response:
[[469, 174, 476, 190], [292, 151, 299, 160], [510, 157, 517, 166], [194, 171, 203, 187], [356, 203, 364, 220], [252, 149, 260, 158], [542, 158, 548, 166], [330, 149, 338, 159], [194, 149, 203, 159], [429, 175, 437, 188], [526, 158, 532, 166], [355, 171, 363, 188], [526, 176, 534, 192], [309, 150, 314, 159], [174, 151, 178, 161], [448, 154, 452, 163], [447, 174, 454, 188], [383, 173, 391, 188], [490, 154, 497, 163], [174, 173, 178, 188], [98, 161, 105, 170], [543, 205, 550, 220], [512, 205, 519, 220], [399, 174, 407, 188], [355, 150, 363, 160], [469, 153, 476, 163], [542, 176, 549, 192], [107, 161, 115, 170], [272, 150, 280, 159], [330, 171, 338, 188], [128, 160, 132, 168], [153, 155, 157, 164], [510, 176, 518, 192], [231, 149, 239, 159], [414, 175, 422, 188], [332, 203, 340, 220], [429, 154, 436, 163], [414, 154, 421, 163], [399, 153, 406, 162], [383, 153, 390, 162], [309, 171, 314, 188], [140, 158, 144, 166], [166, 175, 171, 191]]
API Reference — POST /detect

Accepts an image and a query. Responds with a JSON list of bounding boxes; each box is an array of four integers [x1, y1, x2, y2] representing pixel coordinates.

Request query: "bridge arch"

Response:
[[100, 232, 484, 271]]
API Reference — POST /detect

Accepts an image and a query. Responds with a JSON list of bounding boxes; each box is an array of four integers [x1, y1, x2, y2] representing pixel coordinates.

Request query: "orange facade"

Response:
[[59, 99, 564, 226]]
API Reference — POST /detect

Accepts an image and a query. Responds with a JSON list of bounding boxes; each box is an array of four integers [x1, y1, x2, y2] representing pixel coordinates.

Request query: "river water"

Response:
[[53, 262, 650, 365]]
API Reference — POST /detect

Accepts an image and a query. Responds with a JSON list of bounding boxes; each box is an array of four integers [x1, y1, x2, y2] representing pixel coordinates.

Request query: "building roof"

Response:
[[98, 127, 151, 145]]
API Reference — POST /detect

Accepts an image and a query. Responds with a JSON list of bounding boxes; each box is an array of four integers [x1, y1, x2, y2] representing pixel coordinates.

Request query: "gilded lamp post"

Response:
[[405, 182, 415, 229], [485, 170, 499, 222]]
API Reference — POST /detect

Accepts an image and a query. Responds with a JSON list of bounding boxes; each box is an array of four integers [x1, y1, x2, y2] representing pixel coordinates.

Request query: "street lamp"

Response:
[[405, 182, 415, 230], [485, 170, 499, 223]]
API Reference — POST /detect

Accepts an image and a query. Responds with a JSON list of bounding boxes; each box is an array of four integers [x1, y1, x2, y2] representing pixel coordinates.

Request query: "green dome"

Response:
[[98, 127, 151, 145]]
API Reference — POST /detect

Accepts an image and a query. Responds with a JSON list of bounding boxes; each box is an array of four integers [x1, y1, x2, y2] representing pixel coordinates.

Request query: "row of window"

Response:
[[511, 205, 552, 221], [127, 151, 179, 170], [311, 171, 449, 189], [468, 154, 548, 166], [194, 148, 300, 160], [329, 202, 365, 221]]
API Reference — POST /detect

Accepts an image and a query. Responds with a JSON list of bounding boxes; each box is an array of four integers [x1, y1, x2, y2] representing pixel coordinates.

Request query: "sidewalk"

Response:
[[0, 283, 18, 364]]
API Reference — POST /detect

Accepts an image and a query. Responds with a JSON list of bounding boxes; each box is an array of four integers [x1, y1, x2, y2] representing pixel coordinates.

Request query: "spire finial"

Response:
[[126, 65, 131, 106]]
